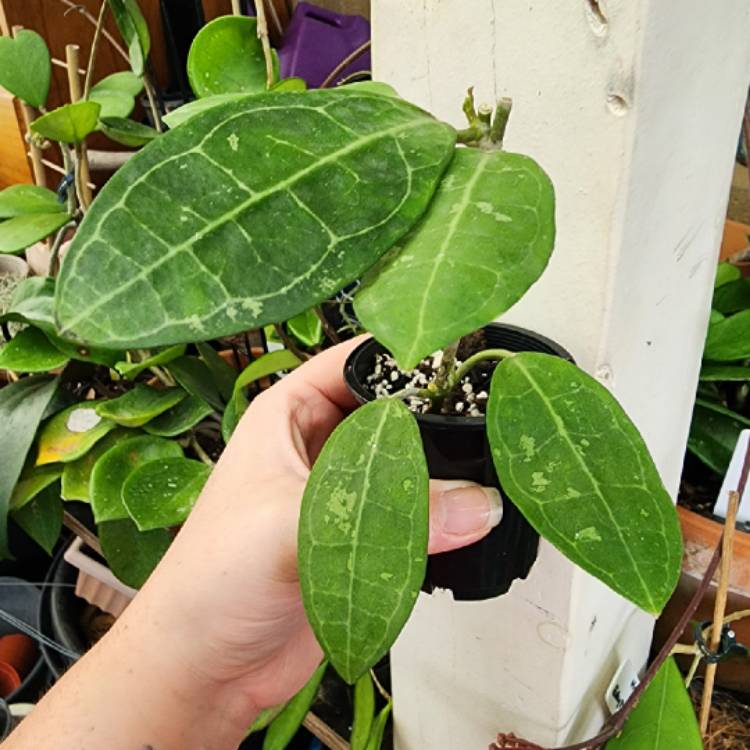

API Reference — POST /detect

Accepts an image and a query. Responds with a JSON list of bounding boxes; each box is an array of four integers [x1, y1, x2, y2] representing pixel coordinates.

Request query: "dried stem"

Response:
[[699, 489, 740, 734], [63, 511, 102, 556], [274, 323, 312, 361], [320, 41, 372, 89], [82, 0, 107, 98], [314, 305, 340, 344], [57, 0, 129, 61], [433, 341, 459, 393], [255, 0, 276, 88]]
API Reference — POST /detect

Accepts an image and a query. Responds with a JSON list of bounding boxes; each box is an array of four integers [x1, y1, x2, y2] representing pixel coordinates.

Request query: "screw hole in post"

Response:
[[606, 93, 629, 116], [584, 0, 608, 37]]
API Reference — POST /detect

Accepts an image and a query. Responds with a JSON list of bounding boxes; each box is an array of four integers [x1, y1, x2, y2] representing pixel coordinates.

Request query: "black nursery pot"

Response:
[[344, 323, 574, 601]]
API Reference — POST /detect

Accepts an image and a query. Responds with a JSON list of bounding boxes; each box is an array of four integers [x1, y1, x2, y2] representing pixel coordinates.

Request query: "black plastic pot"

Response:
[[344, 323, 573, 601]]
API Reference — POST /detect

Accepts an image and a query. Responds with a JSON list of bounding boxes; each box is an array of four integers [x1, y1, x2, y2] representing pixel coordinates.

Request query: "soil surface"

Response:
[[365, 331, 498, 417]]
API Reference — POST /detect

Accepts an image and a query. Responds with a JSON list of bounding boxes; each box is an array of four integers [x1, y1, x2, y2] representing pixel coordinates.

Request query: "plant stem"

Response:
[[389, 386, 433, 402], [82, 0, 107, 99], [274, 322, 311, 361], [47, 220, 76, 276], [143, 73, 163, 132], [314, 305, 340, 344], [489, 97, 513, 146], [148, 365, 174, 387], [190, 434, 215, 467], [320, 41, 372, 89], [433, 341, 459, 393], [255, 0, 276, 88], [444, 348, 515, 394]]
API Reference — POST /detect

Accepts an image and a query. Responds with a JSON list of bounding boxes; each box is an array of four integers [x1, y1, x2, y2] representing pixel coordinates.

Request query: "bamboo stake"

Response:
[[37, 157, 95, 189], [699, 489, 740, 735], [11, 25, 46, 187], [231, 0, 242, 15], [64, 44, 93, 209]]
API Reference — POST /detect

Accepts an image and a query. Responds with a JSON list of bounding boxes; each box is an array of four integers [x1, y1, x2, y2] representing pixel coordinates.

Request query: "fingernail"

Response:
[[439, 482, 503, 536]]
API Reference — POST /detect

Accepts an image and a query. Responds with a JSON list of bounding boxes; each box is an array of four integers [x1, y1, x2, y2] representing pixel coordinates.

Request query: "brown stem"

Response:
[[320, 41, 372, 89], [255, 0, 276, 88], [63, 511, 102, 557], [491, 436, 750, 750], [314, 305, 340, 344], [57, 0, 129, 63], [274, 323, 311, 361], [82, 0, 107, 99]]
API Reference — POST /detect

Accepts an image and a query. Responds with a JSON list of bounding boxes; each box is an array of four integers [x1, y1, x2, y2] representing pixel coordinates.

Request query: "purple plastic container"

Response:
[[276, 2, 371, 88]]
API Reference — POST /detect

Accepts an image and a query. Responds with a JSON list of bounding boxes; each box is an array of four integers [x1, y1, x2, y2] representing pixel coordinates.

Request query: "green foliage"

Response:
[[299, 399, 429, 683], [704, 309, 750, 361], [712, 277, 750, 314], [0, 185, 64, 218], [187, 15, 276, 98], [356, 147, 555, 368], [487, 353, 682, 615], [167, 356, 225, 411], [99, 117, 160, 147], [107, 0, 150, 76], [98, 517, 170, 588], [195, 342, 235, 401], [115, 345, 186, 379], [604, 659, 702, 750], [0, 29, 51, 107], [2, 277, 56, 333], [10, 464, 62, 511], [61, 428, 131, 502], [0, 327, 69, 372], [90, 435, 182, 522], [287, 309, 323, 348], [89, 71, 143, 118], [699, 364, 750, 381], [687, 398, 750, 475], [351, 672, 375, 750], [143, 396, 213, 437], [11, 483, 62, 555], [30, 102, 101, 143], [95, 385, 186, 427], [262, 661, 327, 750], [0, 376, 58, 556], [55, 89, 456, 349], [36, 402, 115, 466], [0, 212, 70, 254], [714, 261, 740, 288], [162, 93, 247, 129], [123, 457, 210, 530], [365, 702, 392, 750], [271, 78, 307, 92]]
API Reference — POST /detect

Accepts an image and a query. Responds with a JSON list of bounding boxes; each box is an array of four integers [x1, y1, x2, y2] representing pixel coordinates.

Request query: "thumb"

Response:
[[428, 480, 503, 554]]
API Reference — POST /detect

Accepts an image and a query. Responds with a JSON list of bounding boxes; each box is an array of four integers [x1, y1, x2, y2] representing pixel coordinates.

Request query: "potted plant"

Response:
[[0, 4, 689, 748]]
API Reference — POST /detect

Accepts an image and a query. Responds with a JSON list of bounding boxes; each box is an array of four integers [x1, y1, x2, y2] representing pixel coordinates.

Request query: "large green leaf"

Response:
[[98, 518, 170, 587], [89, 71, 143, 119], [704, 309, 750, 361], [11, 483, 62, 555], [355, 147, 554, 368], [0, 375, 58, 556], [0, 212, 70, 254], [487, 353, 682, 615], [0, 185, 64, 218], [99, 117, 159, 147], [10, 464, 62, 511], [187, 15, 276, 98], [712, 277, 750, 314], [107, 0, 150, 76], [143, 395, 213, 437], [61, 428, 132, 502], [167, 356, 224, 410], [30, 102, 101, 143], [262, 661, 327, 750], [299, 399, 429, 683], [36, 402, 117, 466], [195, 342, 235, 401], [0, 30, 50, 108], [687, 398, 750, 475], [90, 435, 183, 522], [2, 277, 56, 333], [45, 331, 122, 368], [122, 456, 210, 530], [604, 658, 702, 750], [96, 384, 187, 427], [0, 327, 69, 372], [55, 90, 456, 348]]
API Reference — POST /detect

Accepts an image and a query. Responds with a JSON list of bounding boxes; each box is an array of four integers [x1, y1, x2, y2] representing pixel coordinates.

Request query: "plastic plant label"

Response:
[[714, 429, 750, 524], [605, 659, 640, 715]]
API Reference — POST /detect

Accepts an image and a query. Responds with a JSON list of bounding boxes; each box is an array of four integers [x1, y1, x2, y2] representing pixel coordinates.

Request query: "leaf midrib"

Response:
[[511, 357, 656, 612], [59, 113, 428, 335]]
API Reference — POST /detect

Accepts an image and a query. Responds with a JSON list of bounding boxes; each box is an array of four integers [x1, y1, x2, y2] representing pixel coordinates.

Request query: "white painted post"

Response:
[[371, 1, 750, 746]]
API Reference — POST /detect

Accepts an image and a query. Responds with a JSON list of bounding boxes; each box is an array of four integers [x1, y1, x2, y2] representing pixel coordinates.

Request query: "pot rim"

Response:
[[343, 323, 573, 429]]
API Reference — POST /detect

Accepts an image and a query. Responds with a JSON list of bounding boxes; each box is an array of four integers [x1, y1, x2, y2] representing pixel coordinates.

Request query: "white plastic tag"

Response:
[[605, 659, 640, 714], [714, 429, 750, 524]]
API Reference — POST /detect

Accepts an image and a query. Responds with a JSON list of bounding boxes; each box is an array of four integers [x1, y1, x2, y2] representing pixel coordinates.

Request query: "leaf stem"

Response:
[[489, 97, 513, 147], [274, 323, 312, 361], [314, 305, 340, 344], [190, 433, 215, 467], [47, 220, 76, 276], [444, 348, 515, 394], [82, 0, 107, 99], [433, 341, 459, 393], [320, 41, 372, 89], [148, 365, 174, 387]]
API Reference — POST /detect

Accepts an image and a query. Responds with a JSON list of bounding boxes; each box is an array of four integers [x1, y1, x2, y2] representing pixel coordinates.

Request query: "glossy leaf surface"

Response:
[[123, 457, 210, 530], [604, 659, 702, 750], [143, 395, 213, 437], [187, 15, 276, 98], [98, 518, 170, 587], [36, 402, 116, 465], [288, 308, 323, 347], [107, 0, 150, 76], [90, 435, 183, 522], [10, 464, 62, 511], [0, 185, 63, 218], [96, 385, 186, 427], [365, 702, 392, 750], [167, 356, 224, 410], [11, 483, 62, 555], [699, 364, 750, 382], [487, 353, 682, 615], [712, 278, 750, 314], [299, 399, 429, 683], [162, 93, 247, 129], [99, 116, 159, 147], [55, 90, 456, 348], [0, 30, 50, 107], [687, 398, 750, 475], [705, 309, 750, 361], [0, 212, 70, 254], [89, 71, 143, 118], [0, 376, 58, 556], [351, 672, 375, 750], [355, 147, 555, 368], [115, 344, 186, 379], [0, 327, 69, 372], [30, 102, 101, 143]]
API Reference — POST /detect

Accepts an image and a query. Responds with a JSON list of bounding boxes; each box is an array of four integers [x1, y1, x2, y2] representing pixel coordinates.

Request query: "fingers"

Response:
[[428, 480, 503, 554], [279, 335, 369, 412]]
